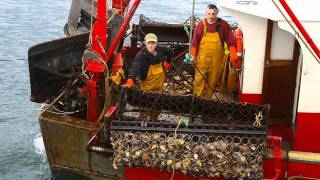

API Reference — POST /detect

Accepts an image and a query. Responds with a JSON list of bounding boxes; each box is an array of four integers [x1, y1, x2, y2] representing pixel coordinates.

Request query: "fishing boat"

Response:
[[28, 0, 320, 179]]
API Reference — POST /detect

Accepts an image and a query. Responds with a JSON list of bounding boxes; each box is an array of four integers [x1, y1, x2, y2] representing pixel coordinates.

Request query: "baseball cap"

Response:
[[144, 33, 158, 42]]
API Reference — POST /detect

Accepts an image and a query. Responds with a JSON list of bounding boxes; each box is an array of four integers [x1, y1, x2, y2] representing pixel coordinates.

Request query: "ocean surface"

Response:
[[0, 0, 232, 179]]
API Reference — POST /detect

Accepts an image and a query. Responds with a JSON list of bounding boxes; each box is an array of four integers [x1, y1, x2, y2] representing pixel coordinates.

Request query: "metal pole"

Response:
[[91, 0, 107, 58], [278, 0, 320, 61], [188, 0, 196, 53]]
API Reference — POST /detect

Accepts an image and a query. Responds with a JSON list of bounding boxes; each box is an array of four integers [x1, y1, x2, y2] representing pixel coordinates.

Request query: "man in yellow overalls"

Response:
[[123, 33, 172, 90], [123, 33, 173, 122], [220, 26, 244, 95], [187, 4, 238, 99]]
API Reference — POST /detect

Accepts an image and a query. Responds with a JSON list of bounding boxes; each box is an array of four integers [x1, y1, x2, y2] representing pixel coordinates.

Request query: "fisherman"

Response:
[[219, 25, 244, 96], [123, 33, 173, 123], [186, 4, 238, 99], [123, 33, 173, 91]]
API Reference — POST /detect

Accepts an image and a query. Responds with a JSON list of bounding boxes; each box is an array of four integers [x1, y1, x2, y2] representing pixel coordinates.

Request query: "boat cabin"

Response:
[[221, 0, 320, 178]]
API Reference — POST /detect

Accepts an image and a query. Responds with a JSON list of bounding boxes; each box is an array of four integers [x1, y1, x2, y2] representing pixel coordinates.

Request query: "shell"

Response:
[[151, 143, 158, 150], [175, 162, 182, 169], [240, 156, 246, 163], [182, 159, 191, 169], [142, 151, 152, 161], [175, 139, 185, 145], [193, 153, 199, 160], [163, 72, 193, 96], [134, 150, 142, 157], [240, 145, 250, 154], [166, 159, 173, 166], [125, 151, 130, 157], [153, 133, 161, 139], [111, 131, 265, 179], [159, 144, 167, 152], [250, 145, 257, 151]]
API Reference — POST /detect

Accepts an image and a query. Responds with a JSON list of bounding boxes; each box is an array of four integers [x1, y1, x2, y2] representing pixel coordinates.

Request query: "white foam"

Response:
[[33, 133, 45, 155]]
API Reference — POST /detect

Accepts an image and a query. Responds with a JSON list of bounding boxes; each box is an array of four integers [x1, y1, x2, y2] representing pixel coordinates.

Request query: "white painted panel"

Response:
[[270, 22, 295, 60], [222, 8, 267, 94], [278, 21, 320, 113], [220, 0, 320, 21], [292, 49, 303, 125]]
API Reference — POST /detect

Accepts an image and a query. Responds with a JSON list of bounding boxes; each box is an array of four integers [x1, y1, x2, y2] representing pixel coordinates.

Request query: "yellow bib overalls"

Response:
[[219, 43, 237, 94], [140, 63, 165, 92], [193, 19, 225, 99], [139, 62, 165, 120]]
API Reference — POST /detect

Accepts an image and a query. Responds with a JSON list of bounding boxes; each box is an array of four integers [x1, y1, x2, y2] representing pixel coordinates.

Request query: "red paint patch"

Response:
[[239, 93, 263, 104], [294, 112, 320, 152], [268, 126, 294, 145], [287, 161, 320, 178], [124, 168, 225, 180]]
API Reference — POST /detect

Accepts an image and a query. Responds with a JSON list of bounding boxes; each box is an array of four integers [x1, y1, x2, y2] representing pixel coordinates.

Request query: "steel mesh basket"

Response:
[[110, 87, 269, 178]]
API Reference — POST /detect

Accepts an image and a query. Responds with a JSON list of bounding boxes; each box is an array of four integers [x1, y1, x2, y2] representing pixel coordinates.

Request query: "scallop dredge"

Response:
[[109, 73, 269, 179]]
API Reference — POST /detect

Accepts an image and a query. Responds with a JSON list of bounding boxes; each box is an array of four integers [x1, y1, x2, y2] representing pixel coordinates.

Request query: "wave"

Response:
[[33, 133, 45, 155]]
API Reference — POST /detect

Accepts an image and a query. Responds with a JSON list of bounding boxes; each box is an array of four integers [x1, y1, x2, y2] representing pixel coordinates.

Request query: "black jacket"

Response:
[[128, 46, 173, 80]]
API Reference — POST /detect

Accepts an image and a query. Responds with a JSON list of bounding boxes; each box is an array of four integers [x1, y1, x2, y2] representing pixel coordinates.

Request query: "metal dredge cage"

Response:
[[110, 86, 269, 179]]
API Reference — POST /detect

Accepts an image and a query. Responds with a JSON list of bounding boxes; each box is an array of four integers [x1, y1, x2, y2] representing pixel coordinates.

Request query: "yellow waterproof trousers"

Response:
[[111, 68, 125, 85], [219, 43, 238, 94], [193, 20, 225, 99], [140, 63, 165, 120], [140, 63, 165, 92], [219, 59, 237, 94]]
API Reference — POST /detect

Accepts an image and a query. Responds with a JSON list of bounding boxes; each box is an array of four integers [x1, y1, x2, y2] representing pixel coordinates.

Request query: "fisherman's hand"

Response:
[[234, 58, 242, 70], [164, 61, 171, 72], [228, 46, 241, 70], [229, 46, 238, 65], [184, 53, 194, 64], [190, 47, 197, 64], [235, 52, 243, 70], [122, 79, 134, 89]]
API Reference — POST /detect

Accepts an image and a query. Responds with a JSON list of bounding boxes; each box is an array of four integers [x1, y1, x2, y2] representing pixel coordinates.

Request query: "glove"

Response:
[[229, 46, 242, 70], [229, 46, 238, 67], [122, 79, 134, 88], [184, 53, 194, 64], [190, 47, 197, 64], [235, 27, 243, 56], [234, 58, 242, 70], [184, 47, 197, 64], [111, 68, 125, 85], [164, 62, 171, 72]]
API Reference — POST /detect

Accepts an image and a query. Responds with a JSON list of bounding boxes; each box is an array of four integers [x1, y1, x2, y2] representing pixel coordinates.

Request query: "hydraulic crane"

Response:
[[82, 0, 141, 122]]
